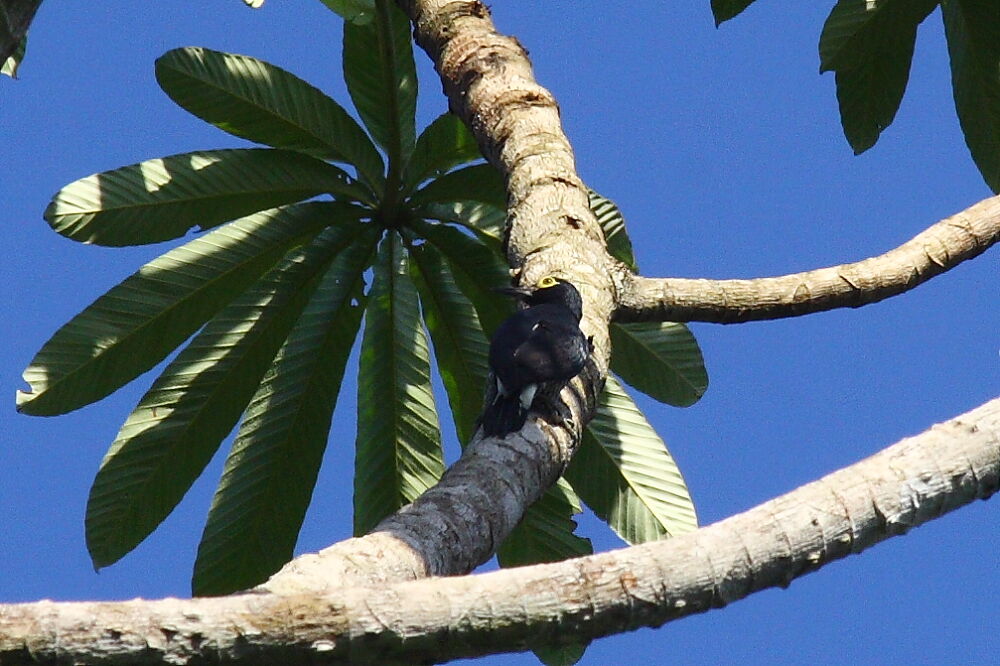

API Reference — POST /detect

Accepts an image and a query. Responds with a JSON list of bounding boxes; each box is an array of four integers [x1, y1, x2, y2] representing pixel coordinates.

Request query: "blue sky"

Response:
[[2, 2, 997, 664]]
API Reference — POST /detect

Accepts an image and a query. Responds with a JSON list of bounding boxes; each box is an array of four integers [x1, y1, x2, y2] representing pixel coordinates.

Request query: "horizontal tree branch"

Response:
[[2, 397, 996, 664], [614, 194, 1000, 323]]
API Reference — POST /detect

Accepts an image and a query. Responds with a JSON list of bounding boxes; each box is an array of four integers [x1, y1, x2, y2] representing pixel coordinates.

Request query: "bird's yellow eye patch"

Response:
[[537, 276, 558, 288]]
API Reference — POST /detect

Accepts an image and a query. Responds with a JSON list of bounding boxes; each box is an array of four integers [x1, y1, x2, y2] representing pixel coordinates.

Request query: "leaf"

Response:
[[532, 642, 588, 666], [498, 481, 594, 665], [85, 225, 361, 569], [409, 163, 507, 243], [156, 47, 385, 189], [819, 0, 940, 154], [318, 0, 375, 24], [192, 230, 376, 596], [2, 33, 25, 78], [409, 163, 506, 209], [45, 149, 364, 246], [412, 219, 512, 335], [497, 478, 593, 568], [403, 112, 482, 192], [566, 376, 698, 545], [18, 202, 363, 416], [354, 232, 445, 535], [243, 0, 266, 8], [942, 0, 1000, 193], [609, 321, 708, 407], [343, 0, 417, 164], [414, 200, 507, 244], [408, 241, 490, 445], [711, 0, 759, 26], [588, 190, 638, 271]]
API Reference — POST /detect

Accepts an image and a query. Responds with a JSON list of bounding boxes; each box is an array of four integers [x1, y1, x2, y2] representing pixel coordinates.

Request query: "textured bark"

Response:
[[3, 1, 997, 663], [614, 193, 1000, 323], [268, 0, 618, 591], [2, 398, 996, 664], [263, 393, 604, 593]]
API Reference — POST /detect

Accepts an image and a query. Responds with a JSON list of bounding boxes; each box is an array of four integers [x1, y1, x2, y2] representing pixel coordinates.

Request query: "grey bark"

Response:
[[1, 398, 996, 664], [614, 193, 1000, 323], [269, 0, 619, 592], [1, 1, 996, 663]]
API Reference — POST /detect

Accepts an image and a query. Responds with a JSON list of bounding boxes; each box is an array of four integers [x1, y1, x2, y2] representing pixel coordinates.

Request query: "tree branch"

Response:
[[266, 0, 615, 593], [274, 0, 1000, 598], [614, 194, 1000, 323], [3, 397, 996, 664], [5, 2, 995, 663]]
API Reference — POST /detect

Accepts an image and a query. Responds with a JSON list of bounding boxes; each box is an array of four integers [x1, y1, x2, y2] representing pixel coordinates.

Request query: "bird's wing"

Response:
[[512, 320, 575, 382]]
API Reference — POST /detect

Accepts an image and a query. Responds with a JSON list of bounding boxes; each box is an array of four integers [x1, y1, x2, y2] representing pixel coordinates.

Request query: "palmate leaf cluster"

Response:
[[17, 0, 707, 620]]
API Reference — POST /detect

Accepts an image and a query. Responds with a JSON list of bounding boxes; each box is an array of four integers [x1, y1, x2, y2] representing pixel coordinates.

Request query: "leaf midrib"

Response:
[[24, 213, 348, 406], [614, 324, 704, 397], [410, 247, 486, 442], [51, 161, 347, 218], [585, 428, 688, 531], [109, 237, 348, 550], [163, 56, 342, 160]]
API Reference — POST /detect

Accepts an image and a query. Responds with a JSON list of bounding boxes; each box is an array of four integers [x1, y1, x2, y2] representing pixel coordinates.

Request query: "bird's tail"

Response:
[[480, 394, 528, 437]]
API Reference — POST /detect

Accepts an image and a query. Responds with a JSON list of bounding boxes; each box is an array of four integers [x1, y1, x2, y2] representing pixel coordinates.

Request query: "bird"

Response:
[[481, 275, 591, 437]]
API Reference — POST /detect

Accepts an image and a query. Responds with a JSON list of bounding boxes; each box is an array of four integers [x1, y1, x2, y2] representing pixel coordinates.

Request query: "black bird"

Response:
[[481, 276, 591, 437]]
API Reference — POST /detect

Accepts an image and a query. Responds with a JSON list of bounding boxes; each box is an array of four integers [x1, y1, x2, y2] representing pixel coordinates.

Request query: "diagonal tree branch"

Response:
[[2, 397, 996, 664], [265, 0, 617, 593], [614, 193, 1000, 323], [4, 2, 995, 663], [267, 0, 1000, 594]]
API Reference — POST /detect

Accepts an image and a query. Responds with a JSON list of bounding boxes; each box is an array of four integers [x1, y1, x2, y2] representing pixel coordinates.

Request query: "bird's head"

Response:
[[497, 275, 584, 320]]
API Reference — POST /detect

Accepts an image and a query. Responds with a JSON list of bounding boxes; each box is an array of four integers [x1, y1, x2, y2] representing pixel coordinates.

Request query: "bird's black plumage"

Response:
[[481, 276, 590, 436]]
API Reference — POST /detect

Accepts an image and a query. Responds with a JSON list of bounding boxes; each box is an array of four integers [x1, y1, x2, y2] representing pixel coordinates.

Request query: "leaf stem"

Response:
[[375, 0, 405, 224]]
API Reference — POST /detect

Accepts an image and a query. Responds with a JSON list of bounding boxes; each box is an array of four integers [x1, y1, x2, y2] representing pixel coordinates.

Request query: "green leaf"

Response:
[[2, 33, 25, 78], [192, 230, 376, 596], [354, 232, 445, 534], [409, 163, 507, 243], [942, 0, 1000, 193], [409, 163, 506, 208], [532, 643, 588, 666], [318, 0, 375, 24], [85, 225, 361, 569], [497, 478, 593, 568], [45, 149, 364, 246], [497, 478, 593, 666], [156, 47, 385, 189], [566, 376, 698, 545], [408, 241, 490, 445], [819, 0, 939, 154], [588, 190, 638, 271], [414, 200, 507, 244], [711, 0, 759, 26], [412, 219, 512, 335], [18, 202, 362, 416], [343, 0, 417, 164], [609, 321, 708, 407], [403, 112, 482, 192]]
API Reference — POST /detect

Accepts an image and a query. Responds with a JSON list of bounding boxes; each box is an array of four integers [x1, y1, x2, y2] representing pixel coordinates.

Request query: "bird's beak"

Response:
[[494, 285, 533, 299]]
